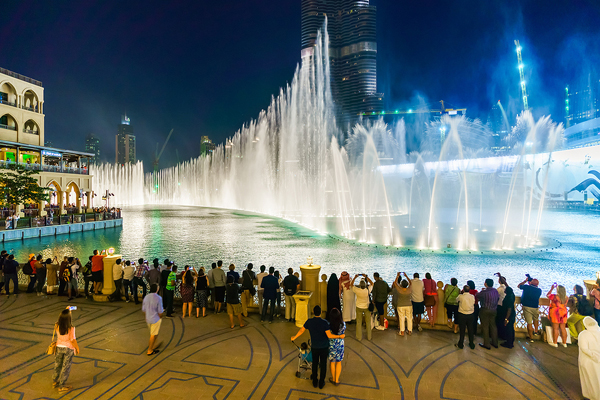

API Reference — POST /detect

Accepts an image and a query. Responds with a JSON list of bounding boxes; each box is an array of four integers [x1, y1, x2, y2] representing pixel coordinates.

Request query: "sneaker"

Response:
[[417, 324, 423, 332], [549, 342, 558, 348], [375, 326, 384, 331], [562, 343, 567, 348], [126, 299, 130, 303]]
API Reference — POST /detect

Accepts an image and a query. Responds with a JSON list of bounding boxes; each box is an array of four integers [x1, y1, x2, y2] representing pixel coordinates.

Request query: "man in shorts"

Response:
[[226, 275, 245, 328], [518, 276, 542, 341], [91, 250, 106, 295], [142, 284, 164, 355], [411, 273, 425, 331]]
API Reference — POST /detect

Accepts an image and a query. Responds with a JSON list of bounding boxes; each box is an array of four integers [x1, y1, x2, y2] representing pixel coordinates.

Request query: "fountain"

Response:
[[91, 27, 600, 253]]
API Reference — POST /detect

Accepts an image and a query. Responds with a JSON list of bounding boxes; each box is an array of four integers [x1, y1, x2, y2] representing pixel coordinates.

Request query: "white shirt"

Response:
[[70, 263, 79, 277], [352, 285, 373, 309], [411, 278, 424, 302], [123, 265, 136, 280], [457, 293, 475, 315], [256, 272, 268, 291], [497, 284, 506, 305], [112, 263, 123, 280]]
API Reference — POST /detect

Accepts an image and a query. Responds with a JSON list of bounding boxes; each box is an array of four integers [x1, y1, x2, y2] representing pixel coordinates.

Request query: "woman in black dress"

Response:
[[196, 268, 209, 317], [327, 273, 341, 320], [181, 268, 195, 318]]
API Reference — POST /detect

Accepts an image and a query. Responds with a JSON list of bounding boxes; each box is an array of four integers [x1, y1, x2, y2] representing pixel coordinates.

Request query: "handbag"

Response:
[[244, 271, 257, 296], [424, 294, 435, 307], [47, 326, 57, 355], [367, 283, 375, 312], [444, 286, 458, 307]]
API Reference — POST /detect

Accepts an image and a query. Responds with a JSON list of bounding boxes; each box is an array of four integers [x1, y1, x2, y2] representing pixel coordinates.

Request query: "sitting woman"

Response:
[[547, 283, 569, 347], [567, 284, 594, 341]]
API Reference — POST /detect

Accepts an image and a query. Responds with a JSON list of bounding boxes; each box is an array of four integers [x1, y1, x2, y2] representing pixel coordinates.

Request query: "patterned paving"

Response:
[[0, 294, 583, 399]]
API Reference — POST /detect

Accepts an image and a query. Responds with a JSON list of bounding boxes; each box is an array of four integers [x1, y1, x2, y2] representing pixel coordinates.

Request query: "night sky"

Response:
[[2, 0, 599, 169]]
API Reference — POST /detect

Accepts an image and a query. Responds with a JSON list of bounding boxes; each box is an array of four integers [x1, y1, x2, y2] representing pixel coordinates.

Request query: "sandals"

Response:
[[58, 386, 72, 392], [147, 349, 160, 356]]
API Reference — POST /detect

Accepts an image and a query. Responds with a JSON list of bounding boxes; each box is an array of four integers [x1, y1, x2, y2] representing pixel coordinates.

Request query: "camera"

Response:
[[525, 273, 532, 282]]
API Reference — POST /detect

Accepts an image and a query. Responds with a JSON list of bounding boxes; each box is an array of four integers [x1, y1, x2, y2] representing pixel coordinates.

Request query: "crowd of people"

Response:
[[2, 251, 600, 395]]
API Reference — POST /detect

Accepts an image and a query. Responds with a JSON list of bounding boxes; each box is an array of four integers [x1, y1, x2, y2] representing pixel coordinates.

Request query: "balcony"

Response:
[[0, 123, 16, 131], [23, 128, 39, 135], [0, 98, 17, 108], [0, 160, 89, 175], [21, 105, 39, 113]]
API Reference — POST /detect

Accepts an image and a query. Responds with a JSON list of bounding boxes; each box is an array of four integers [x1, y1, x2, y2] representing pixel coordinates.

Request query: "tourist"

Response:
[[227, 263, 239, 283], [423, 272, 437, 328], [25, 254, 37, 293], [46, 257, 59, 295], [339, 271, 355, 323], [35, 255, 46, 296], [547, 283, 569, 347], [476, 278, 499, 350], [517, 275, 542, 342], [91, 250, 106, 295], [328, 308, 345, 385], [393, 272, 413, 336], [142, 284, 164, 356], [67, 257, 81, 300], [164, 265, 177, 317], [411, 273, 425, 332], [291, 305, 345, 389], [213, 261, 227, 314], [52, 308, 80, 392], [147, 260, 161, 289], [260, 267, 279, 323], [58, 256, 69, 296], [81, 256, 93, 298], [283, 267, 300, 322], [256, 264, 268, 311], [495, 273, 508, 340], [226, 275, 245, 328], [159, 259, 172, 298], [500, 286, 516, 348], [133, 258, 149, 305], [3, 254, 18, 296], [122, 260, 136, 302], [109, 259, 123, 302], [0, 251, 6, 294], [372, 272, 390, 330], [241, 263, 256, 317], [196, 267, 209, 317], [444, 278, 460, 333], [207, 262, 217, 309], [590, 280, 600, 324], [351, 273, 373, 341], [274, 270, 283, 317], [456, 285, 476, 349], [181, 267, 195, 318], [467, 280, 480, 334], [567, 285, 594, 340], [326, 273, 341, 320], [578, 316, 600, 400]]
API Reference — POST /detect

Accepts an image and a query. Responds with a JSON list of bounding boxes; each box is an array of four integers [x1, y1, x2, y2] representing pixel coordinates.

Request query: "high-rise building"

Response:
[[301, 0, 383, 128], [85, 133, 101, 163], [200, 135, 216, 156], [115, 114, 136, 164], [565, 72, 600, 128], [488, 102, 509, 153]]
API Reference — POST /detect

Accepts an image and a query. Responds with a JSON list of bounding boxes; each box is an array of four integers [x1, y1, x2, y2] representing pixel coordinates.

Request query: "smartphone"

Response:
[[68, 306, 77, 311]]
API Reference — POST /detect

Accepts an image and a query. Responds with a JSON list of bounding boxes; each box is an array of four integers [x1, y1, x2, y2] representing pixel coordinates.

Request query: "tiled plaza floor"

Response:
[[0, 293, 584, 399]]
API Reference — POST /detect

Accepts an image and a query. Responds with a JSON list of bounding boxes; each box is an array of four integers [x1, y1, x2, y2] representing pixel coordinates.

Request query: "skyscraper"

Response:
[[301, 0, 383, 128], [565, 72, 600, 128], [200, 135, 216, 156], [115, 114, 136, 164], [85, 133, 101, 163]]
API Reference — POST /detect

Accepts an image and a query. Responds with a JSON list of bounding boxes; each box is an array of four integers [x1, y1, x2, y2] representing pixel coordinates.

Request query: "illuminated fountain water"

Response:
[[92, 28, 573, 252]]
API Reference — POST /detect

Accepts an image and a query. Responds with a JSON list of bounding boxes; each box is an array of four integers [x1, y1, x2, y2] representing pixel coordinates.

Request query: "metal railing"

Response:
[[0, 123, 16, 131], [0, 98, 17, 107], [0, 160, 89, 175], [0, 67, 43, 87], [3, 211, 121, 230], [23, 128, 38, 135]]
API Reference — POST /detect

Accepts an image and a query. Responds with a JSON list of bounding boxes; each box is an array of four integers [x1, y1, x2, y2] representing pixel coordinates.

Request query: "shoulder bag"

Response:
[[47, 326, 57, 355], [368, 283, 375, 312], [244, 270, 257, 296]]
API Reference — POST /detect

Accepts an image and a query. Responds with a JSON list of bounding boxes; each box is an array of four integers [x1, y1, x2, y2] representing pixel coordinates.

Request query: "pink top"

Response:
[[591, 289, 600, 310], [56, 326, 76, 350], [423, 278, 437, 295]]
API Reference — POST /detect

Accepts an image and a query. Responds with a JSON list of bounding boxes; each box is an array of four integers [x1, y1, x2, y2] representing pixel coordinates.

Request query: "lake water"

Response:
[[7, 206, 600, 292]]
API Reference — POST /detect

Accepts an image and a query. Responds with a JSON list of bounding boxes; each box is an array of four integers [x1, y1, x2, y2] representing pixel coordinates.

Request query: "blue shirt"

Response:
[[261, 274, 279, 300], [519, 284, 541, 308], [142, 293, 163, 325], [227, 270, 240, 283], [304, 317, 330, 349]]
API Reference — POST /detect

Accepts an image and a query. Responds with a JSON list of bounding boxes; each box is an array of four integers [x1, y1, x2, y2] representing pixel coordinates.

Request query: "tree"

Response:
[[0, 164, 52, 209]]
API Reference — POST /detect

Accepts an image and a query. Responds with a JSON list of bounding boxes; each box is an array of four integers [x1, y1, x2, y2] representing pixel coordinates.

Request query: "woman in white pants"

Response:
[[393, 272, 413, 336]]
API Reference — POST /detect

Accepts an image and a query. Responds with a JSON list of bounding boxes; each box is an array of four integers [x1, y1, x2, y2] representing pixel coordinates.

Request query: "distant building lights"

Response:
[[408, 109, 412, 113], [517, 46, 522, 52], [521, 80, 525, 85], [519, 64, 524, 69], [395, 110, 399, 113]]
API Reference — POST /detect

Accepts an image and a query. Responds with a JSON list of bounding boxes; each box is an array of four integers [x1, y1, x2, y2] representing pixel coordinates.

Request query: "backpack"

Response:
[[22, 261, 33, 275], [63, 267, 72, 281], [576, 294, 594, 316], [82, 261, 92, 276]]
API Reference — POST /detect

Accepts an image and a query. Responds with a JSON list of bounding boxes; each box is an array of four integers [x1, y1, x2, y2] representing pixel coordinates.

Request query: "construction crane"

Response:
[[515, 40, 529, 111], [153, 129, 174, 173]]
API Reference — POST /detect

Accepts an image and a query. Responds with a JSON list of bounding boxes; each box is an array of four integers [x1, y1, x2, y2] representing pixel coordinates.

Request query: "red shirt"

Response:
[[423, 278, 437, 295], [91, 255, 106, 272]]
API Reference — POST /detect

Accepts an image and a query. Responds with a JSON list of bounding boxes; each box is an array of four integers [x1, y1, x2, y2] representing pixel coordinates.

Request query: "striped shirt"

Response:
[[476, 287, 499, 311]]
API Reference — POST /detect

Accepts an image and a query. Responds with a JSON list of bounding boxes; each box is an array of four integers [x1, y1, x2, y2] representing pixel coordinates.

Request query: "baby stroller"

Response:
[[292, 339, 312, 379]]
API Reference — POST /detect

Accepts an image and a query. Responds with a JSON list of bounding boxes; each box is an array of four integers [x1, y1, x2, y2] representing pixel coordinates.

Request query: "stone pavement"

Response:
[[0, 294, 584, 400]]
